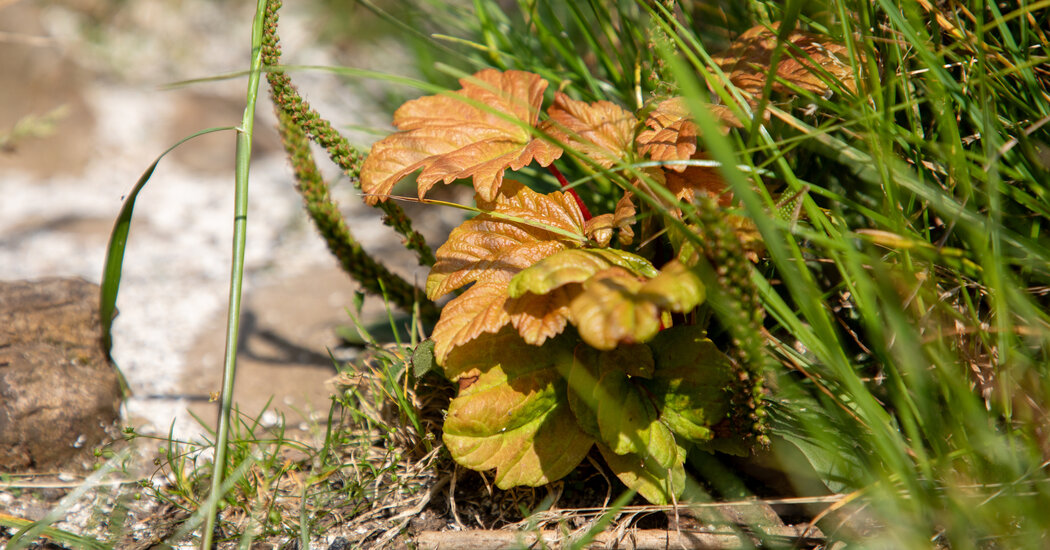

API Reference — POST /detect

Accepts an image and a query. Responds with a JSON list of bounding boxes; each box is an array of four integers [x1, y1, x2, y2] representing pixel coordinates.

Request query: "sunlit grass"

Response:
[[435, 0, 1050, 546], [11, 0, 1045, 548]]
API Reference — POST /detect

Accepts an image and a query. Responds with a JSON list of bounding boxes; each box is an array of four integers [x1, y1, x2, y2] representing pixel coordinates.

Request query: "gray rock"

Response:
[[0, 277, 122, 471]]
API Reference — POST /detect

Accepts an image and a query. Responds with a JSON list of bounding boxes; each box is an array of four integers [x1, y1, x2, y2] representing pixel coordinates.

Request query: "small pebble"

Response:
[[327, 537, 352, 550]]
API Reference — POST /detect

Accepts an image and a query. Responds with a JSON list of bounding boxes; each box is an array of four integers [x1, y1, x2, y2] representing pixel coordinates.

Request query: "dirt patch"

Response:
[[179, 266, 378, 436], [0, 2, 96, 176]]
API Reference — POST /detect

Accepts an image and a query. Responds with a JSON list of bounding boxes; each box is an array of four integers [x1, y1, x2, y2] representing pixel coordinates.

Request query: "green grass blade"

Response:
[[199, 0, 269, 547], [99, 125, 236, 390]]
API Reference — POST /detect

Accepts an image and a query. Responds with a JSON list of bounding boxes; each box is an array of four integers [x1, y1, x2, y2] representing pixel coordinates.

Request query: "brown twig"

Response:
[[412, 525, 824, 549]]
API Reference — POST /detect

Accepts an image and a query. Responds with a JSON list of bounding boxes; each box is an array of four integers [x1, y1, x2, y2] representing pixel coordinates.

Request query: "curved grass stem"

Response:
[[199, 0, 269, 547]]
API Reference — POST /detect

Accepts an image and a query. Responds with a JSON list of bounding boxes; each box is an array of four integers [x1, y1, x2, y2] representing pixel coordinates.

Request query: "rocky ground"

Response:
[[0, 0, 455, 444], [1, 0, 463, 545]]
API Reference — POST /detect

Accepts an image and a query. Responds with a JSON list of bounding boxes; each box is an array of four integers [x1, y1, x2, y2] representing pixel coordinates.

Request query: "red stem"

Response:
[[548, 164, 592, 220]]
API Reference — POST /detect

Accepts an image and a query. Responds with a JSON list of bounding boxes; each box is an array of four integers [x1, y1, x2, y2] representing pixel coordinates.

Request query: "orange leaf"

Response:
[[584, 214, 614, 247], [427, 181, 584, 299], [544, 92, 638, 169], [568, 262, 706, 350], [360, 69, 562, 204], [663, 154, 733, 206], [713, 23, 858, 101], [427, 181, 588, 362], [507, 285, 580, 348], [580, 192, 638, 248], [613, 191, 636, 246], [637, 98, 740, 171], [430, 280, 513, 366], [636, 98, 697, 171]]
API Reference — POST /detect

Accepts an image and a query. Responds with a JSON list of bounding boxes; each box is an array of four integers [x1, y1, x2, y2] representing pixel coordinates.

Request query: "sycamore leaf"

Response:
[[564, 346, 674, 462], [426, 179, 586, 299], [598, 443, 686, 505], [569, 268, 659, 350], [442, 326, 557, 382], [360, 69, 562, 204], [662, 154, 734, 207], [601, 343, 655, 379], [427, 181, 588, 362], [430, 254, 575, 364], [636, 98, 697, 171], [613, 192, 636, 246], [636, 98, 740, 172], [543, 92, 638, 169], [429, 280, 514, 366], [633, 166, 688, 214], [508, 248, 657, 298], [506, 285, 580, 349], [443, 330, 593, 488], [568, 262, 705, 350], [638, 260, 705, 313], [581, 192, 638, 247], [713, 24, 859, 101], [562, 344, 685, 504], [584, 214, 614, 247], [644, 325, 734, 443]]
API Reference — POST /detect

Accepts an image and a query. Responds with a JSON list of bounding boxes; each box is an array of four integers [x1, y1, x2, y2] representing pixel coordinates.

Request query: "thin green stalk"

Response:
[[200, 0, 268, 547], [100, 125, 235, 399], [298, 482, 311, 550]]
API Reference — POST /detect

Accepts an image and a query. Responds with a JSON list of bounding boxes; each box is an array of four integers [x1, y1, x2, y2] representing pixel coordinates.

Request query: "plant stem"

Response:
[[200, 0, 268, 547], [548, 164, 593, 220]]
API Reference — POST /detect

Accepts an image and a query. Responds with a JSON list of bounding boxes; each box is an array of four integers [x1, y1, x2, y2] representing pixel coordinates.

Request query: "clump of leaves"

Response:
[[712, 23, 860, 101], [359, 25, 858, 503]]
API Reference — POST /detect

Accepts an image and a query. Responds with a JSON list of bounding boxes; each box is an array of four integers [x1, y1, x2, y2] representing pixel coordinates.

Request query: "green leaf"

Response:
[[442, 330, 593, 488], [411, 339, 437, 377], [769, 393, 869, 494], [601, 343, 655, 379], [569, 268, 662, 350], [565, 345, 685, 504], [564, 347, 675, 466], [637, 260, 706, 313], [645, 326, 734, 443], [507, 248, 657, 298], [598, 442, 686, 505], [101, 126, 235, 398]]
